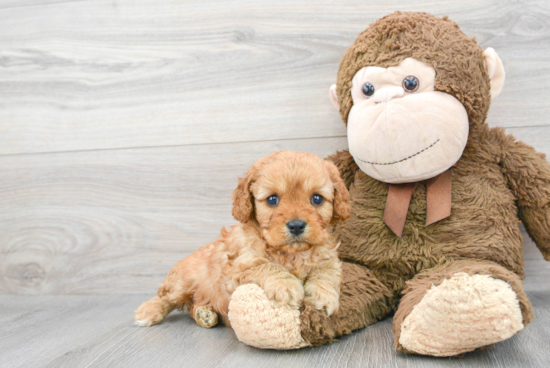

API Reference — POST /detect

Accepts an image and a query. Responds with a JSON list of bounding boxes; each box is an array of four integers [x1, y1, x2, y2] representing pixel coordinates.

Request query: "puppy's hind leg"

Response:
[[135, 262, 192, 327], [135, 295, 175, 327], [190, 305, 219, 328]]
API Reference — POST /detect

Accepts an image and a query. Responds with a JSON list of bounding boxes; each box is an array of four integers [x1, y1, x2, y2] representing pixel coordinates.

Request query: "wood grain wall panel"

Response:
[[0, 0, 549, 155], [505, 125, 550, 155], [0, 0, 549, 296], [0, 137, 348, 294], [1, 125, 549, 295]]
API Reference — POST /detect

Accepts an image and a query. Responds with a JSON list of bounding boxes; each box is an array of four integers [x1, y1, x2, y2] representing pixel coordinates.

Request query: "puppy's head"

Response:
[[232, 151, 350, 252]]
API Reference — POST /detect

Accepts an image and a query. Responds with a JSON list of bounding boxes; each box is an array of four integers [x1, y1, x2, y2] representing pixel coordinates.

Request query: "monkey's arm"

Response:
[[326, 150, 360, 190], [500, 133, 550, 260]]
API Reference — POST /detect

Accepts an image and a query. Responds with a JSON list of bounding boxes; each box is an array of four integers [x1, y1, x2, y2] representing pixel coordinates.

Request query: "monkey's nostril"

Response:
[[286, 220, 307, 236]]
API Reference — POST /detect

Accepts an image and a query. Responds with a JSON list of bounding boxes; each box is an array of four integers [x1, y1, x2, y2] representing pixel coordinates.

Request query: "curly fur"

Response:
[[134, 151, 349, 328]]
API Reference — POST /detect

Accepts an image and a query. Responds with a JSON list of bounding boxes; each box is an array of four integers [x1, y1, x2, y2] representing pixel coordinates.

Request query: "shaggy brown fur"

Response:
[[298, 11, 550, 351], [135, 151, 349, 328], [335, 12, 490, 131]]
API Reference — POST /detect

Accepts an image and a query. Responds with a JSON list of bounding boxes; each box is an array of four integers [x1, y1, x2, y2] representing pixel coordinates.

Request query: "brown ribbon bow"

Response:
[[383, 163, 457, 237]]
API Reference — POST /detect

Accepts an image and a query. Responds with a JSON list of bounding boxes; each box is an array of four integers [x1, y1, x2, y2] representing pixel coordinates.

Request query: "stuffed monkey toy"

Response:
[[227, 12, 550, 356]]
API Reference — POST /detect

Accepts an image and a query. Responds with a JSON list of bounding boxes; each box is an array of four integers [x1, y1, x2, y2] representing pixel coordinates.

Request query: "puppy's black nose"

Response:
[[287, 220, 306, 236]]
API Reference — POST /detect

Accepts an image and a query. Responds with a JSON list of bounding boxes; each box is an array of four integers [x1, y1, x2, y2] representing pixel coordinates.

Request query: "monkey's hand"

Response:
[[521, 204, 550, 261]]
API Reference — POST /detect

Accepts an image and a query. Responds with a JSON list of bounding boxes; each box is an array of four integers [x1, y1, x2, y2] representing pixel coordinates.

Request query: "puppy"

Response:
[[135, 150, 350, 328]]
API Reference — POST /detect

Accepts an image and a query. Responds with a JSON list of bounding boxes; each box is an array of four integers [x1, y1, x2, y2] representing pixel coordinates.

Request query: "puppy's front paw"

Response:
[[304, 282, 340, 316], [263, 274, 304, 308]]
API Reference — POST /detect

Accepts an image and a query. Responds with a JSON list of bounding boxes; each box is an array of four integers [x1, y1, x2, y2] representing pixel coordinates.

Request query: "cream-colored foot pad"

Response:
[[228, 284, 309, 349], [399, 272, 524, 357]]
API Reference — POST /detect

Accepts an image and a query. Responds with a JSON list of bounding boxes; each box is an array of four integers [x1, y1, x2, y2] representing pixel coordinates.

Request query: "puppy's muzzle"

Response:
[[287, 219, 307, 236]]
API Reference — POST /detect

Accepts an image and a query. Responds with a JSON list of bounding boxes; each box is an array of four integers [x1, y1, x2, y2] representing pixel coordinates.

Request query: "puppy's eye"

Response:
[[362, 82, 375, 97], [402, 75, 419, 92], [311, 194, 324, 206], [266, 195, 279, 207]]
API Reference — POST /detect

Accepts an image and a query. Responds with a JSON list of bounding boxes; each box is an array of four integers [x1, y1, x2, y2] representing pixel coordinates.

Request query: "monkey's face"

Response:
[[344, 58, 469, 184]]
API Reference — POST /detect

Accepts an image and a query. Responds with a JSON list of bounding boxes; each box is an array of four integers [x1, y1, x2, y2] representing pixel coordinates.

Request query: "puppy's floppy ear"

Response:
[[325, 160, 351, 224], [232, 162, 260, 223]]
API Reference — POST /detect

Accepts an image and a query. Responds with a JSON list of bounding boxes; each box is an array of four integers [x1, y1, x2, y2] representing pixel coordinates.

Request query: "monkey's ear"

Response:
[[329, 84, 340, 110], [483, 47, 505, 99]]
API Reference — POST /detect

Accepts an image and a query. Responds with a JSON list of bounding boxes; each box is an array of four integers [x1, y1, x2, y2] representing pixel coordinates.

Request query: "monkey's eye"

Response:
[[266, 195, 279, 207], [311, 194, 324, 206], [402, 76, 419, 92], [362, 82, 375, 98]]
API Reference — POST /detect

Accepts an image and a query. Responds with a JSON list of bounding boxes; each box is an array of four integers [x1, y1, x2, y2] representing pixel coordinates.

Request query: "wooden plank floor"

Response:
[[0, 291, 549, 367], [1, 237, 549, 367]]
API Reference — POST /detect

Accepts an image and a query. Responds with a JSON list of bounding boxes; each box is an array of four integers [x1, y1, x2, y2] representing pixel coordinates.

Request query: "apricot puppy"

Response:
[[135, 150, 350, 328]]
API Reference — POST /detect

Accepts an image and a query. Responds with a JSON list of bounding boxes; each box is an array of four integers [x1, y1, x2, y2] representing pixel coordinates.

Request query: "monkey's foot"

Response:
[[228, 284, 310, 349], [399, 272, 524, 357], [194, 306, 219, 328]]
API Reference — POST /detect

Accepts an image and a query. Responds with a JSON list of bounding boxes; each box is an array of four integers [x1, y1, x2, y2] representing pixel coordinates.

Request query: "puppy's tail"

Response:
[[134, 296, 175, 327]]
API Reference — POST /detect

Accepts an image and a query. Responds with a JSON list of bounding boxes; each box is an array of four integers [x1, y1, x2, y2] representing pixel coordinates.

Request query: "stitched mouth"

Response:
[[357, 139, 440, 166]]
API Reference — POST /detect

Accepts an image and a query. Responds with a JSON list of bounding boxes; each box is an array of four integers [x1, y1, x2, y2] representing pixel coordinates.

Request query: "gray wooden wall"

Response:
[[1, 0, 549, 295]]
